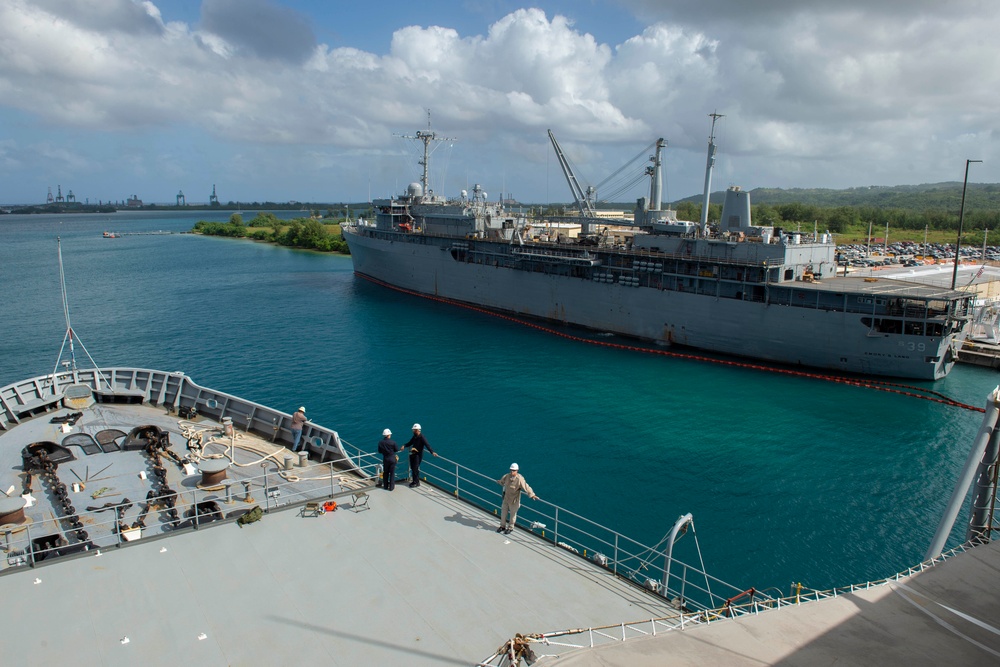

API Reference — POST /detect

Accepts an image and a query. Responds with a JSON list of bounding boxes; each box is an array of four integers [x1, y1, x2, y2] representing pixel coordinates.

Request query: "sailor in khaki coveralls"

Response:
[[496, 463, 538, 534]]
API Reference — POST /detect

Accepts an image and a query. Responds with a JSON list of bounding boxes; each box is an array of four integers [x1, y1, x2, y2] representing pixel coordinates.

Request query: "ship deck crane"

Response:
[[547, 130, 597, 218]]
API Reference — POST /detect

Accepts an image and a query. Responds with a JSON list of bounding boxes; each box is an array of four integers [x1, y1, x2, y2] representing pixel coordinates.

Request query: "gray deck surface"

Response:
[[547, 537, 1000, 666], [3, 480, 677, 666], [6, 389, 1000, 666]]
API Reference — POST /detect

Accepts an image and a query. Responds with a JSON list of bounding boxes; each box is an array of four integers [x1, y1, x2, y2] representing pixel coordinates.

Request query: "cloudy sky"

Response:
[[0, 0, 997, 206]]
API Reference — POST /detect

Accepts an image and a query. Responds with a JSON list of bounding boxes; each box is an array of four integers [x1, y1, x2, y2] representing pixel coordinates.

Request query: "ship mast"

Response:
[[647, 138, 666, 211], [700, 112, 724, 237], [398, 110, 454, 198], [52, 238, 110, 394]]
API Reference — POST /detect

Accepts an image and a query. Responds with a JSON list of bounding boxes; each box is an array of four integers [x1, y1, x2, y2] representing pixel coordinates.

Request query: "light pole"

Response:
[[951, 159, 983, 289]]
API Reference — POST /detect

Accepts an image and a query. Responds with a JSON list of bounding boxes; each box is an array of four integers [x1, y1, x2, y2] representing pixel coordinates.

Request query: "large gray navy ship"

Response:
[[344, 118, 974, 380]]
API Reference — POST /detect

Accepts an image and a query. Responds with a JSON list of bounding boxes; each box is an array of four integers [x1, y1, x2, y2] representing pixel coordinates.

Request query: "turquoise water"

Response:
[[2, 210, 997, 594]]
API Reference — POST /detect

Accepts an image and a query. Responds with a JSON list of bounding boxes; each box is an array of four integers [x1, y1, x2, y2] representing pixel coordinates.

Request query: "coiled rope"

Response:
[[177, 421, 345, 483]]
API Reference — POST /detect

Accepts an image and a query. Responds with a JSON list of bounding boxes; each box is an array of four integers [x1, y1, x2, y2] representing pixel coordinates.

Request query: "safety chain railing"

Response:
[[353, 450, 754, 613]]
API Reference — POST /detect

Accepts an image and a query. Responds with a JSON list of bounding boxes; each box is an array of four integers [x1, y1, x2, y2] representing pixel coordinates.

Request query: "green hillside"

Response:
[[730, 182, 1000, 211]]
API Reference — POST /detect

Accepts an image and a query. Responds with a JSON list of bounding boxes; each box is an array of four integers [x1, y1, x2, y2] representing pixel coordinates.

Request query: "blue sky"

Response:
[[1, 0, 997, 206]]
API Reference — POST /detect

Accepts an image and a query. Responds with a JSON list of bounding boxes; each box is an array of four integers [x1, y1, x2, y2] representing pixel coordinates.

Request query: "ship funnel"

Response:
[[719, 187, 752, 231]]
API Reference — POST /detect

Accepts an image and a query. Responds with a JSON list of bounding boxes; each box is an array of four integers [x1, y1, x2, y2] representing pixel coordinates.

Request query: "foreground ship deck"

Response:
[[3, 474, 680, 666], [3, 367, 999, 666], [0, 367, 696, 665]]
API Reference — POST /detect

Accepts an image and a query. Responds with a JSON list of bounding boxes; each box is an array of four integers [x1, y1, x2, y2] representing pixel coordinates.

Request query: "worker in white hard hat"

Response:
[[290, 407, 307, 452], [496, 462, 538, 535], [377, 428, 400, 491], [404, 423, 438, 488]]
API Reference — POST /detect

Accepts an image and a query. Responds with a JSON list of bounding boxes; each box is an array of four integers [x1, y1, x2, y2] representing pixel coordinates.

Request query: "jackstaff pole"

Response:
[[951, 159, 982, 290]]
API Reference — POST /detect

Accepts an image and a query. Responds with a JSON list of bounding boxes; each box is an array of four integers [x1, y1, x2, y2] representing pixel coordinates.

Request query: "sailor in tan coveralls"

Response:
[[496, 463, 538, 535]]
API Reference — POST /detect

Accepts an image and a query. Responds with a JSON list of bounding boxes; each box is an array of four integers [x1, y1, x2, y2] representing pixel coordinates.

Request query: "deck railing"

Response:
[[476, 538, 986, 665], [335, 440, 754, 613]]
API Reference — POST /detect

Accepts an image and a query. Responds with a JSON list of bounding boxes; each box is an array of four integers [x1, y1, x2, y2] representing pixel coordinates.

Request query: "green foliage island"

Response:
[[192, 212, 349, 253]]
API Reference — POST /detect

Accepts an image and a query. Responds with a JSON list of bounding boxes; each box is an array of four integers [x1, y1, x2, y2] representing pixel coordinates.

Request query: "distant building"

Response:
[[592, 210, 629, 220], [126, 195, 143, 208], [530, 221, 582, 241]]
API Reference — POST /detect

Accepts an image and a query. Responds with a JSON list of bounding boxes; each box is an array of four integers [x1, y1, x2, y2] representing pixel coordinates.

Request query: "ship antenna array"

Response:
[[52, 238, 111, 394], [396, 110, 455, 197]]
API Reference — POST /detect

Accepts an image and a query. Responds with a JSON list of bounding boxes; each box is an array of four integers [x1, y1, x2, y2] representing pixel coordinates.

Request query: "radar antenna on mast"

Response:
[[396, 110, 455, 197], [52, 238, 111, 394]]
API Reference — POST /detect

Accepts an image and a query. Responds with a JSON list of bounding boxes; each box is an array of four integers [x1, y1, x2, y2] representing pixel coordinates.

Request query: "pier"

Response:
[[958, 340, 1000, 370]]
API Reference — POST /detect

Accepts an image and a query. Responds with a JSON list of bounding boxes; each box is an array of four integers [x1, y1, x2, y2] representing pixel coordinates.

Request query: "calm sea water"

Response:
[[2, 210, 997, 593]]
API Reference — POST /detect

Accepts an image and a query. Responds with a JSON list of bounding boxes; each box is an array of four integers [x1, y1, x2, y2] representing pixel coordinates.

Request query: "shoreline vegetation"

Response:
[[185, 180, 1000, 250], [192, 212, 349, 254]]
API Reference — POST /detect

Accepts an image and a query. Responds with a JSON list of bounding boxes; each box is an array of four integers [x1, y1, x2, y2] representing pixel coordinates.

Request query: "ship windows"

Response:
[[860, 317, 903, 334]]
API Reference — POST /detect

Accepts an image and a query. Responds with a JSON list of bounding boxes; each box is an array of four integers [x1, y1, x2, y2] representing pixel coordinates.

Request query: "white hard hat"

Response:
[[298, 406, 306, 412], [412, 423, 421, 430], [382, 428, 392, 437], [510, 463, 519, 471]]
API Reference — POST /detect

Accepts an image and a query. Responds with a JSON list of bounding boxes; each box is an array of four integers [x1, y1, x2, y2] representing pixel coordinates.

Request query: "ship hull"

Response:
[[344, 229, 955, 380]]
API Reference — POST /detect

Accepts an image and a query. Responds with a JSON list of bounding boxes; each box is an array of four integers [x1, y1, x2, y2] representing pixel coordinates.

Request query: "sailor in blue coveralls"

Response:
[[404, 423, 437, 487], [377, 428, 399, 490]]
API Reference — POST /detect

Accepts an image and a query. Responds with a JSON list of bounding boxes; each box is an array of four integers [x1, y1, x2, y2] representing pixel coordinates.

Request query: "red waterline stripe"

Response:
[[357, 273, 985, 413]]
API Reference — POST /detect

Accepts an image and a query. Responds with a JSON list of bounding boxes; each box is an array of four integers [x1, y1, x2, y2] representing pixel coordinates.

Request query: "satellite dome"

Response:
[[407, 182, 423, 197]]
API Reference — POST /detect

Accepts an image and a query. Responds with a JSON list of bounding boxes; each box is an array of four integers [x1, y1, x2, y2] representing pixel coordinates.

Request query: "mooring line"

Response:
[[357, 273, 984, 413]]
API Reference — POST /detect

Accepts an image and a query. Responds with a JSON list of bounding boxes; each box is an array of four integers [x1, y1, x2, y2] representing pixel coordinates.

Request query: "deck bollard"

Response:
[[283, 455, 294, 471]]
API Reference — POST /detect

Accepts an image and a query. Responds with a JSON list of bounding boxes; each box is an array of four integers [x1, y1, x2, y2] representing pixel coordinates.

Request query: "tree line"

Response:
[[192, 212, 349, 253]]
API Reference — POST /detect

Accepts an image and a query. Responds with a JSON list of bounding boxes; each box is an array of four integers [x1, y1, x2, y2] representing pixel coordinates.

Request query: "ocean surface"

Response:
[[2, 210, 998, 595]]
